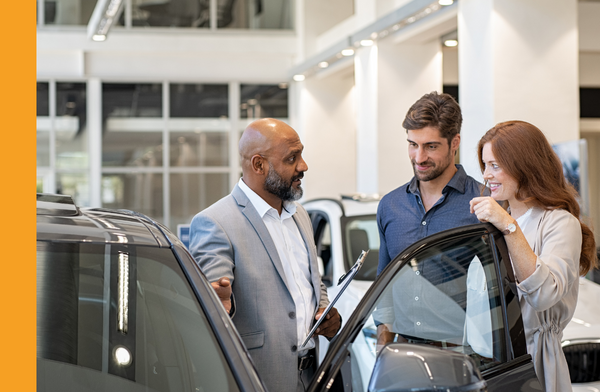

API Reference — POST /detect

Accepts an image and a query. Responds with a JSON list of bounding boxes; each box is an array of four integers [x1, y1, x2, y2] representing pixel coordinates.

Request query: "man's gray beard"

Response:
[[264, 162, 303, 201]]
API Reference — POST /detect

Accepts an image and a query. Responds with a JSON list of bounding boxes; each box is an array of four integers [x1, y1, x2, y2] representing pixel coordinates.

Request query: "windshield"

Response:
[[343, 215, 379, 281]]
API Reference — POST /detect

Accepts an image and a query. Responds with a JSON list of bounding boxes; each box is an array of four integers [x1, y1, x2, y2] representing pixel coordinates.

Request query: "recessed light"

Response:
[[360, 40, 374, 47], [444, 39, 458, 47], [92, 34, 106, 41], [318, 61, 329, 68], [439, 0, 453, 5], [293, 74, 306, 82], [341, 49, 355, 56]]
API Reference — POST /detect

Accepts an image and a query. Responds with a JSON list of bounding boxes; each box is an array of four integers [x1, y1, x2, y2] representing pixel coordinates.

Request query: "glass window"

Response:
[[37, 129, 50, 167], [170, 131, 228, 167], [57, 173, 90, 207], [170, 83, 228, 118], [131, 0, 210, 27], [240, 84, 288, 118], [103, 131, 164, 167], [332, 233, 507, 392], [37, 82, 49, 116], [37, 241, 240, 391], [218, 0, 293, 29], [42, 0, 97, 25], [344, 215, 379, 281], [56, 82, 88, 170], [101, 173, 164, 221], [170, 173, 229, 230], [103, 83, 162, 118]]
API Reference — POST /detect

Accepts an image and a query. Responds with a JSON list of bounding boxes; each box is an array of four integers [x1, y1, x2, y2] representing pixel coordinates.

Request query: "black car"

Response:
[[36, 193, 266, 392], [37, 193, 541, 392]]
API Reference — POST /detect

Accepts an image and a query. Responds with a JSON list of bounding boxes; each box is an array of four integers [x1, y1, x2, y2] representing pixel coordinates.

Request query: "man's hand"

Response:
[[210, 277, 232, 313], [376, 324, 404, 355], [314, 307, 341, 338]]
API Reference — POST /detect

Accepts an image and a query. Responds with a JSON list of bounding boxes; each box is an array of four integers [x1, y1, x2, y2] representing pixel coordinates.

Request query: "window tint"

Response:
[[340, 233, 507, 391], [37, 242, 239, 392]]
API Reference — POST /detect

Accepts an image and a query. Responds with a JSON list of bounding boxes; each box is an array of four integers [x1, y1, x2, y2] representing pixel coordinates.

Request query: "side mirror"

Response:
[[368, 343, 487, 392]]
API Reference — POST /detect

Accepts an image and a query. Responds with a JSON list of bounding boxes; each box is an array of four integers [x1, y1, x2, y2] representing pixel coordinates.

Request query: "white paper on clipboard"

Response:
[[300, 249, 370, 348]]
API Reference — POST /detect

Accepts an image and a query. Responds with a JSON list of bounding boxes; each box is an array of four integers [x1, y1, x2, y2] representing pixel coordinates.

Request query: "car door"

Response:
[[309, 223, 542, 392]]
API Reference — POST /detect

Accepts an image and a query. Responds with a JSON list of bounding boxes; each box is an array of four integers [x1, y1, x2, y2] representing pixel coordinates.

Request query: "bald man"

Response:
[[189, 118, 341, 392]]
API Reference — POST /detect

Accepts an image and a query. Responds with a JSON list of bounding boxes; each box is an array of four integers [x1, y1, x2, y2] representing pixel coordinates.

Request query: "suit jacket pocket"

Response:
[[240, 331, 264, 350]]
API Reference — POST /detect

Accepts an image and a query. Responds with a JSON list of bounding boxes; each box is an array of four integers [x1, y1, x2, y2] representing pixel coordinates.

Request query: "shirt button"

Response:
[[292, 345, 297, 352], [416, 321, 421, 326], [415, 296, 419, 301], [289, 312, 296, 319], [415, 271, 420, 276], [422, 221, 427, 226]]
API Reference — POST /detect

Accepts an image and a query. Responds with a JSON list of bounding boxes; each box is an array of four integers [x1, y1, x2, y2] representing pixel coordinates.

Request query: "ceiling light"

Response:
[[87, 0, 125, 41], [444, 39, 458, 47], [360, 40, 374, 47], [293, 74, 306, 82], [318, 61, 329, 68], [341, 49, 355, 56], [439, 0, 453, 5]]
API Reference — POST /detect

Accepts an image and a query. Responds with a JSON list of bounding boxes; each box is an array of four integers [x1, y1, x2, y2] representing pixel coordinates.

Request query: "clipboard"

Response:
[[300, 249, 370, 348]]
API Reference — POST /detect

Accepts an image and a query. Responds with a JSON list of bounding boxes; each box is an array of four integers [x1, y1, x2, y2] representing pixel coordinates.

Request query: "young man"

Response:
[[377, 91, 485, 276], [375, 92, 486, 347], [189, 118, 341, 392]]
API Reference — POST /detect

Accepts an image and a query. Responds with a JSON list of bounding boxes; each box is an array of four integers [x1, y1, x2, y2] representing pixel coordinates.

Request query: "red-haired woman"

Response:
[[469, 120, 597, 392]]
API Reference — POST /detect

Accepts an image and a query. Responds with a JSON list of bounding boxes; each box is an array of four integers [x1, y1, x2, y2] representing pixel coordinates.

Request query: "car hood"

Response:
[[563, 277, 600, 342]]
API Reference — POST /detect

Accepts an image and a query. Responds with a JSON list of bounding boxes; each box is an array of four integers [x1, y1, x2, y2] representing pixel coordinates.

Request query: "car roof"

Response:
[[303, 194, 379, 218], [36, 193, 172, 247]]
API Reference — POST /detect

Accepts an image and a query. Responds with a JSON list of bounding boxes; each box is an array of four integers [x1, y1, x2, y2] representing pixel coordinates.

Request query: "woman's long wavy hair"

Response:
[[477, 120, 597, 276]]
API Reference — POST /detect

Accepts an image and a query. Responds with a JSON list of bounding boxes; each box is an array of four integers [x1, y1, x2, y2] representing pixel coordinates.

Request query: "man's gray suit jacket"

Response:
[[189, 184, 330, 392]]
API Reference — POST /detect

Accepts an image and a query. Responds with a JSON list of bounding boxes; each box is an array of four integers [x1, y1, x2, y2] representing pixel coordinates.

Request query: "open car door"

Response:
[[309, 223, 542, 392]]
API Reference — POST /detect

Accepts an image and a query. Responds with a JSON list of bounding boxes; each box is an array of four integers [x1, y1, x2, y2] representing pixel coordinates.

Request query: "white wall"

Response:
[[299, 71, 357, 200], [37, 29, 297, 82], [377, 40, 443, 195]]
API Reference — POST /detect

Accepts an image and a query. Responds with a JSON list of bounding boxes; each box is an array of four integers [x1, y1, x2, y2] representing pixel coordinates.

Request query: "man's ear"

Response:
[[451, 134, 461, 154], [251, 155, 265, 174]]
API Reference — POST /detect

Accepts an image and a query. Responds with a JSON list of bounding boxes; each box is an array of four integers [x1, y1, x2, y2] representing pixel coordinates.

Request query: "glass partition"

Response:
[[170, 83, 228, 118], [42, 0, 97, 25], [56, 82, 88, 170], [240, 84, 288, 118]]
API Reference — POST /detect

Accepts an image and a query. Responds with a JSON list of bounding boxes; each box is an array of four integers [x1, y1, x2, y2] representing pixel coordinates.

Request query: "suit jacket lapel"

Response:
[[232, 185, 292, 294]]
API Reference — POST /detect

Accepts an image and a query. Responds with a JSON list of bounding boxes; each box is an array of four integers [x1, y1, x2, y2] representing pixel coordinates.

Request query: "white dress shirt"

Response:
[[238, 179, 317, 353]]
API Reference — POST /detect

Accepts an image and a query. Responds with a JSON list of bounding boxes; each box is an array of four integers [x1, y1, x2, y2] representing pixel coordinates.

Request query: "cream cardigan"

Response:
[[515, 206, 581, 392]]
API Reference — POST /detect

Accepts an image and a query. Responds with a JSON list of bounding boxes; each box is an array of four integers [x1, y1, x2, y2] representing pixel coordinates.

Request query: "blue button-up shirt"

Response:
[[377, 165, 485, 275]]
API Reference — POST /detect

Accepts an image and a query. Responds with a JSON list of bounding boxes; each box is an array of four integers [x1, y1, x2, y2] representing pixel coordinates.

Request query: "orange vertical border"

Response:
[[0, 1, 36, 390]]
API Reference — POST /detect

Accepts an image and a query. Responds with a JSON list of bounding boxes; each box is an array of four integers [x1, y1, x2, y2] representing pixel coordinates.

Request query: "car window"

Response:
[[310, 211, 334, 286], [322, 232, 508, 392], [37, 241, 240, 392], [343, 215, 379, 280]]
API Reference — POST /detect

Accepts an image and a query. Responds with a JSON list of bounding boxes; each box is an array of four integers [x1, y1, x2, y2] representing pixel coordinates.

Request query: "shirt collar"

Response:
[[238, 178, 297, 218], [407, 164, 469, 195]]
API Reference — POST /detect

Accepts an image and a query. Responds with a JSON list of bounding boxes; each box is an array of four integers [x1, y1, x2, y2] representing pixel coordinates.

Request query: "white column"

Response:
[[355, 44, 379, 194], [229, 81, 241, 190], [87, 78, 102, 207], [459, 0, 579, 180], [377, 40, 443, 195]]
